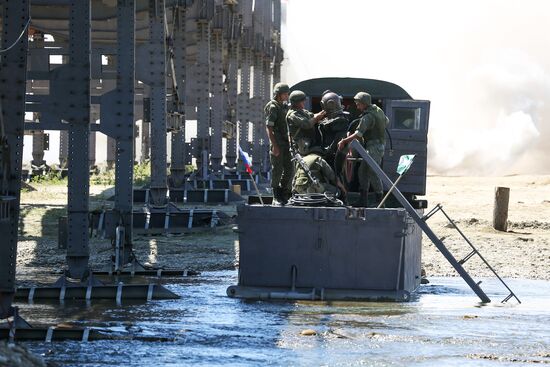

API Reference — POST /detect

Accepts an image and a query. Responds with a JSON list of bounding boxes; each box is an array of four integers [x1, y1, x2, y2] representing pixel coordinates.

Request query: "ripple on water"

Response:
[[19, 272, 550, 367]]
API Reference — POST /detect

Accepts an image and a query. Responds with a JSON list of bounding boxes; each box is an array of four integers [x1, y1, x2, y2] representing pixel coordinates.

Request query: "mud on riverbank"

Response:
[[16, 175, 550, 285]]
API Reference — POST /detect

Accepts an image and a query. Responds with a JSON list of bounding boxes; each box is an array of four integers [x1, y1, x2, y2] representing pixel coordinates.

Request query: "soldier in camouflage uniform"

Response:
[[319, 91, 350, 172], [337, 92, 389, 207], [265, 83, 293, 204], [286, 90, 325, 155], [292, 148, 347, 195]]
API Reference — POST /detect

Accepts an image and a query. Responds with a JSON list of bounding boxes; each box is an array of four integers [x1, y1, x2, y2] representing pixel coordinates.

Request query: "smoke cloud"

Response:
[[430, 49, 549, 175], [282, 0, 550, 175]]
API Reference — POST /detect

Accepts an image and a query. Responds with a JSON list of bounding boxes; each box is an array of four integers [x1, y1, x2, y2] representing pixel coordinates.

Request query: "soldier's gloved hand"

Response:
[[314, 110, 326, 123]]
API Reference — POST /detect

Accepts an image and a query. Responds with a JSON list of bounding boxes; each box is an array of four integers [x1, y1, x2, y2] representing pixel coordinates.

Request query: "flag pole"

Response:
[[239, 146, 264, 205], [377, 154, 415, 209], [377, 174, 404, 209], [249, 171, 264, 205]]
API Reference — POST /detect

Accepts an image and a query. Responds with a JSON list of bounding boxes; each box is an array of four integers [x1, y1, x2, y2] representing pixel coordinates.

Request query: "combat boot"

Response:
[[272, 188, 285, 206], [281, 188, 292, 205], [271, 188, 280, 206]]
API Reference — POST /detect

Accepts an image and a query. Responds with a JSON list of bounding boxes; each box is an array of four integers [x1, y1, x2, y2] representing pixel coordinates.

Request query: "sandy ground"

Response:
[[16, 184, 238, 286], [421, 175, 550, 280], [14, 175, 550, 285]]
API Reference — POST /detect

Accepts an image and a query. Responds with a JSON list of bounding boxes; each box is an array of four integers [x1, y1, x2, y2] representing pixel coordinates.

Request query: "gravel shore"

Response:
[[15, 175, 550, 284]]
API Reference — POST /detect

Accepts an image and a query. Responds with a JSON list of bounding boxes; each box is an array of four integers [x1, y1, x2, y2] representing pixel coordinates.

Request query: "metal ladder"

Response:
[[423, 204, 520, 303], [350, 140, 520, 303]]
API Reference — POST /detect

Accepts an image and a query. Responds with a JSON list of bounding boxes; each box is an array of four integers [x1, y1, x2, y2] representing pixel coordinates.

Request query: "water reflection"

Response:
[[19, 272, 550, 366]]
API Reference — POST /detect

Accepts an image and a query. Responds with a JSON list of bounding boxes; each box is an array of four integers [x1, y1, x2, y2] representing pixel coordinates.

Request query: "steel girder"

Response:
[[235, 0, 253, 160], [209, 27, 224, 173], [222, 3, 241, 169], [261, 55, 271, 171], [249, 0, 275, 173], [195, 18, 211, 178], [27, 36, 48, 170], [224, 39, 239, 168], [64, 0, 92, 280], [238, 47, 252, 155], [98, 0, 137, 264], [141, 119, 151, 162], [89, 130, 97, 169], [146, 0, 168, 205], [261, 0, 275, 172], [272, 0, 283, 83], [0, 0, 286, 299], [106, 136, 116, 169], [31, 131, 47, 168], [169, 4, 188, 188], [251, 51, 264, 172], [59, 131, 69, 168], [0, 0, 30, 318], [18, 0, 283, 193], [251, 0, 263, 171]]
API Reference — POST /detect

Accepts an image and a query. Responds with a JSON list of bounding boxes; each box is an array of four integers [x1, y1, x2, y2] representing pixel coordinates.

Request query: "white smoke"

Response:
[[282, 0, 550, 175], [429, 49, 548, 175]]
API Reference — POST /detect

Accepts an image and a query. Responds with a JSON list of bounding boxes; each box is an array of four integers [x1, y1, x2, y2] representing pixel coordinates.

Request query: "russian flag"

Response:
[[238, 146, 253, 174]]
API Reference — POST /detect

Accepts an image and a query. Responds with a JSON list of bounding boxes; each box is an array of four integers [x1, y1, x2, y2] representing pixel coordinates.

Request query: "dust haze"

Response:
[[282, 0, 550, 175]]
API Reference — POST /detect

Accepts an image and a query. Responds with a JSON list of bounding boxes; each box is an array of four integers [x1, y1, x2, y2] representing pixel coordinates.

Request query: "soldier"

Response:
[[286, 90, 325, 155], [265, 83, 293, 205], [292, 148, 346, 195], [337, 92, 389, 207], [319, 91, 350, 172]]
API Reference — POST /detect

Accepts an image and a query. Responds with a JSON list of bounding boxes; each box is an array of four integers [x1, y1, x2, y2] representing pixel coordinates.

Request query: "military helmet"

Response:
[[320, 92, 343, 113], [273, 83, 290, 97], [354, 91, 372, 105], [289, 90, 307, 105]]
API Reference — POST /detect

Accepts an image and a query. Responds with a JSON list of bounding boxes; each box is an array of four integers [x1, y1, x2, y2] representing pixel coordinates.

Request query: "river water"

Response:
[[20, 271, 550, 366]]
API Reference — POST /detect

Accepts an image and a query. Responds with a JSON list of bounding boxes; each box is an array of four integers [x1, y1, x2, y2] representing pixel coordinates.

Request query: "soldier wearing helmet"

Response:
[[292, 149, 347, 196], [318, 91, 350, 173], [264, 82, 293, 205], [286, 90, 326, 156], [337, 91, 389, 207]]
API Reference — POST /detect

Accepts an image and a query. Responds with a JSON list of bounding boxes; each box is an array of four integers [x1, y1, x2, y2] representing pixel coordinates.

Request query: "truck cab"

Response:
[[229, 78, 431, 301], [290, 77, 430, 201]]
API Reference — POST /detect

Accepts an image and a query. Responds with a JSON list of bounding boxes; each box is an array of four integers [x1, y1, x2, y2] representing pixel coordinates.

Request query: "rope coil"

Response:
[[288, 193, 344, 207]]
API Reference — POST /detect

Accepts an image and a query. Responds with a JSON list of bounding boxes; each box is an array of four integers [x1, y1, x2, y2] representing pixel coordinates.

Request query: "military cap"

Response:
[[354, 91, 372, 105], [289, 90, 307, 105], [273, 83, 290, 96]]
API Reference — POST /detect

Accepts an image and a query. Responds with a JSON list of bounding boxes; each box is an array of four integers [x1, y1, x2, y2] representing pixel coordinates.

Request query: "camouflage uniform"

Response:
[[319, 112, 349, 171], [265, 99, 293, 198], [292, 153, 338, 194], [355, 104, 389, 195], [286, 107, 320, 155], [319, 92, 349, 173]]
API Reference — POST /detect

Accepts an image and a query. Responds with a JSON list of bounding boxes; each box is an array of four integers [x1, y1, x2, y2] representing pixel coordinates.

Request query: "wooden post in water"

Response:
[[493, 187, 510, 232]]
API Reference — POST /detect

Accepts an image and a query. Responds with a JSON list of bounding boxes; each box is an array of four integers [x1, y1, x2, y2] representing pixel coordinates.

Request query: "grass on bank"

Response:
[[28, 161, 196, 187]]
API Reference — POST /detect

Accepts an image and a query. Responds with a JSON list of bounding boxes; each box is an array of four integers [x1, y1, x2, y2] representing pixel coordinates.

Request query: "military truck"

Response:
[[293, 77, 430, 202], [226, 77, 430, 302], [227, 78, 519, 304]]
